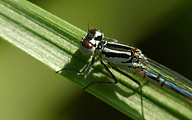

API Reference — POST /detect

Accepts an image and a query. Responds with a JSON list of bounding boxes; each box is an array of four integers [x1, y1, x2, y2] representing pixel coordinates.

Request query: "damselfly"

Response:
[[57, 28, 192, 119]]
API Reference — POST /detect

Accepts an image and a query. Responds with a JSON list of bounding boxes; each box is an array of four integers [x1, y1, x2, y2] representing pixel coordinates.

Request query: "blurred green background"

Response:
[[0, 0, 192, 120]]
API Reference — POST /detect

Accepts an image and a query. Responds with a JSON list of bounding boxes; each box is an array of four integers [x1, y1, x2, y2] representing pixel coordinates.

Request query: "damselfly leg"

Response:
[[56, 56, 95, 75], [56, 57, 144, 119], [83, 59, 118, 90], [56, 56, 118, 90], [104, 37, 118, 43]]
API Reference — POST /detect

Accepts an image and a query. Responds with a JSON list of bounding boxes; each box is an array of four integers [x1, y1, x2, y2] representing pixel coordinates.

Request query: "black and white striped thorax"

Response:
[[100, 42, 147, 72]]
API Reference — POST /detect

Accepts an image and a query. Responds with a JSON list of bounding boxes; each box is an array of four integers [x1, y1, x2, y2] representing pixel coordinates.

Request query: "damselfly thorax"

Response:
[[100, 42, 147, 72]]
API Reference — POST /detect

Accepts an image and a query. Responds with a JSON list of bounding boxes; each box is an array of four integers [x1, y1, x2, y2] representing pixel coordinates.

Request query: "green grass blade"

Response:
[[0, 0, 192, 120]]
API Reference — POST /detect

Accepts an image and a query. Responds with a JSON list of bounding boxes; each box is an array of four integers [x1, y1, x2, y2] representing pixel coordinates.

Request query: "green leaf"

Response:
[[0, 0, 191, 120]]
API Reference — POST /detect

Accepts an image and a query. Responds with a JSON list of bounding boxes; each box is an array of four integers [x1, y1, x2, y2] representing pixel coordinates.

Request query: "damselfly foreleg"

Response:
[[104, 37, 118, 43], [56, 57, 95, 75], [83, 60, 118, 90], [56, 57, 118, 90]]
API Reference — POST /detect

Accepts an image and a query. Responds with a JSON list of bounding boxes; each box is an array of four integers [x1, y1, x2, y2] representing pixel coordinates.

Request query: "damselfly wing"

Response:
[[144, 57, 192, 99]]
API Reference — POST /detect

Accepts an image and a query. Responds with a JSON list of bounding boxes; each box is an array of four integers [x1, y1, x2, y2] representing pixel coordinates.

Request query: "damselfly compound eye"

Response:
[[88, 29, 104, 41], [80, 40, 95, 55], [94, 30, 104, 41], [81, 40, 93, 49]]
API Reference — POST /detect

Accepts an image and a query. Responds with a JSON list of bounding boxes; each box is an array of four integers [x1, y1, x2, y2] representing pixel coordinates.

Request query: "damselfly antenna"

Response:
[[88, 21, 90, 31]]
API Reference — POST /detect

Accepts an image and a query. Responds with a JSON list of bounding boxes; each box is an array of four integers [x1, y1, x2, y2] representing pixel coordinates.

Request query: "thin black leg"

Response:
[[56, 57, 95, 75], [104, 37, 118, 43], [56, 56, 145, 119], [83, 60, 118, 90]]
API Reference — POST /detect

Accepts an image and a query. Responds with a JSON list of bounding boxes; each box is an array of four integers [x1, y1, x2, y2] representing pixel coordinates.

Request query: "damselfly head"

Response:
[[80, 29, 104, 55]]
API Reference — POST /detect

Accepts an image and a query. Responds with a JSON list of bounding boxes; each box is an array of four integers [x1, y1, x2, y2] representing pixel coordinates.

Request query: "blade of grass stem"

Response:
[[0, 0, 192, 120]]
